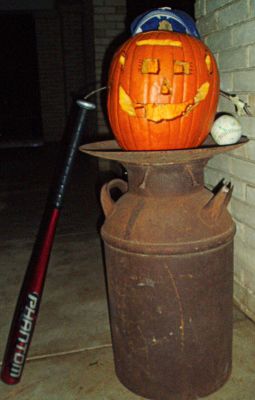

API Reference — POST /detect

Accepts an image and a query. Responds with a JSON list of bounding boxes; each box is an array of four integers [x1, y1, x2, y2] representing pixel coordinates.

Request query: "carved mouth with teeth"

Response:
[[119, 82, 210, 122]]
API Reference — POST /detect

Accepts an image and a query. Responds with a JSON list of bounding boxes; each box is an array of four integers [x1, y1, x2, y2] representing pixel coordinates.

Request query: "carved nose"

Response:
[[161, 79, 171, 95]]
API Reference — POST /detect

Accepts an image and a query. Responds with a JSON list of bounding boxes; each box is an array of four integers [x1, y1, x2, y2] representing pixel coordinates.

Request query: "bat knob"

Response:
[[76, 100, 96, 110]]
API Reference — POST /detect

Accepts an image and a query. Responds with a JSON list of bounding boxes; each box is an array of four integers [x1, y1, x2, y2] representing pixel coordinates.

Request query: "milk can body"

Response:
[[80, 139, 247, 400], [100, 160, 235, 400]]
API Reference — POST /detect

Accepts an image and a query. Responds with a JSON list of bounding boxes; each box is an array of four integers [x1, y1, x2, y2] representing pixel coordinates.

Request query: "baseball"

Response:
[[211, 115, 242, 145]]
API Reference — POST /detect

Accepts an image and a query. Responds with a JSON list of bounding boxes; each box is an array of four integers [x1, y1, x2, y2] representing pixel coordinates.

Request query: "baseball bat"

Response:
[[1, 99, 96, 385]]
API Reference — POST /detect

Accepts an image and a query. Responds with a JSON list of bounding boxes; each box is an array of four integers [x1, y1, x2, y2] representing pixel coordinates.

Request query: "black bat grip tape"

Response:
[[53, 100, 96, 210]]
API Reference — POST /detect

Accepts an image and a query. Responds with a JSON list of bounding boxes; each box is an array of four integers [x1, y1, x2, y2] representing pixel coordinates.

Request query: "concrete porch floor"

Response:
[[0, 144, 255, 399]]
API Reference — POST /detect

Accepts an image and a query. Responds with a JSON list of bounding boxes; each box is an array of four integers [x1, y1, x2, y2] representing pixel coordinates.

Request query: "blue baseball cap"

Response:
[[131, 7, 200, 39]]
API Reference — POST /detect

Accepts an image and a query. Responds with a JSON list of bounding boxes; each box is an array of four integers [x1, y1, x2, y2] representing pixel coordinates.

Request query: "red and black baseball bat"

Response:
[[1, 99, 96, 385]]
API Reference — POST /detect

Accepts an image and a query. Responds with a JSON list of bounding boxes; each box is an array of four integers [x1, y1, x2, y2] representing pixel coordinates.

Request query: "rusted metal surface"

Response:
[[100, 163, 235, 255], [81, 140, 247, 400], [105, 244, 233, 400], [79, 135, 248, 166]]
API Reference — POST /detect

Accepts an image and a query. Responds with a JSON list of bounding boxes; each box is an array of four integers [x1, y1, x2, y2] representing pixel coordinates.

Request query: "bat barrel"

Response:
[[1, 98, 95, 384]]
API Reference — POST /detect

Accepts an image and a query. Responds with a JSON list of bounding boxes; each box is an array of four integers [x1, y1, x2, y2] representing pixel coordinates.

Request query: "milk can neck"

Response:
[[125, 161, 207, 196]]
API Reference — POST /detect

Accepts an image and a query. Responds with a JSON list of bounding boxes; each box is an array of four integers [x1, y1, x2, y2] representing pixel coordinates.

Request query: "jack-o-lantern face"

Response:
[[107, 31, 219, 150]]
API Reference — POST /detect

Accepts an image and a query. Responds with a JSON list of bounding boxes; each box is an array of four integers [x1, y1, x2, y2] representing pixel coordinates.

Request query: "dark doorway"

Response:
[[0, 14, 42, 147]]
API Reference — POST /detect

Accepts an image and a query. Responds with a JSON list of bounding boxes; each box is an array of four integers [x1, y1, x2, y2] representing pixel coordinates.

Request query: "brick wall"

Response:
[[2, 1, 123, 142], [35, 10, 66, 142], [23, 0, 126, 142], [195, 0, 255, 321], [59, 2, 86, 112], [93, 0, 127, 135], [35, 1, 95, 142]]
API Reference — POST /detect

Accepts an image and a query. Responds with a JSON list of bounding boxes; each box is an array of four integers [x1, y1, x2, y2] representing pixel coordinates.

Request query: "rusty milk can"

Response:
[[80, 137, 247, 400]]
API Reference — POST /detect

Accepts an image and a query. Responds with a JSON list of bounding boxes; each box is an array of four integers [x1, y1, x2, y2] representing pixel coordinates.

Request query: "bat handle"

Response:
[[53, 100, 96, 209], [1, 99, 95, 385]]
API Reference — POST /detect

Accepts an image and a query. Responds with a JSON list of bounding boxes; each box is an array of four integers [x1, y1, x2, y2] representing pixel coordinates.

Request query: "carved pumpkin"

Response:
[[107, 31, 220, 150]]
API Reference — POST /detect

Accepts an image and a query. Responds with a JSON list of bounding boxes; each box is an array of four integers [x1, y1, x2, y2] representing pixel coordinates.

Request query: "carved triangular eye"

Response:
[[119, 54, 126, 69], [205, 54, 213, 74], [142, 58, 159, 74]]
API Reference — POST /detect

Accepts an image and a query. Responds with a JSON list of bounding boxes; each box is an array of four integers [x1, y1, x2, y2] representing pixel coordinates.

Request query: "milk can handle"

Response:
[[100, 178, 128, 217]]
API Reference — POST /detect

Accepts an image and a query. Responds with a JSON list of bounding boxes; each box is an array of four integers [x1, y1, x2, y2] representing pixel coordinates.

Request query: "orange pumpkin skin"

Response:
[[107, 31, 220, 150]]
